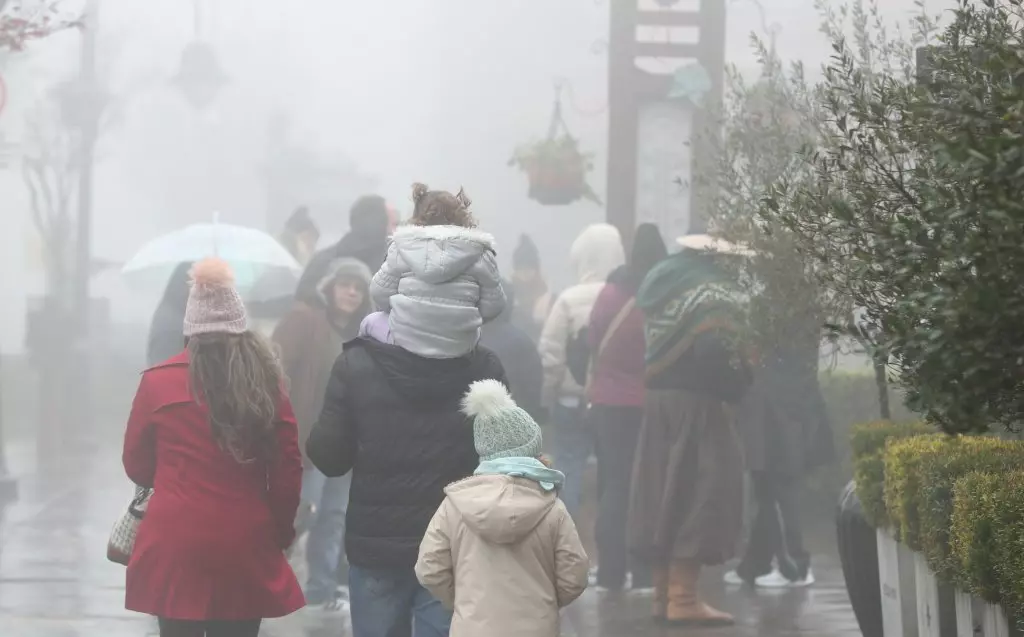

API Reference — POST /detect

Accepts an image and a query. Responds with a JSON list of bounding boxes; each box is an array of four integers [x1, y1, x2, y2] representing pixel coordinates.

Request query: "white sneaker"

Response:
[[723, 570, 746, 586], [755, 568, 815, 588]]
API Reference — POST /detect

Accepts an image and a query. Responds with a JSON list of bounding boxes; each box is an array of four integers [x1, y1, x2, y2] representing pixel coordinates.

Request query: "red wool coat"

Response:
[[122, 352, 305, 621]]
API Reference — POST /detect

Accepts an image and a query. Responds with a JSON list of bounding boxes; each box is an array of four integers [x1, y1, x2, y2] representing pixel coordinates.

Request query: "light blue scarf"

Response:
[[475, 457, 565, 492]]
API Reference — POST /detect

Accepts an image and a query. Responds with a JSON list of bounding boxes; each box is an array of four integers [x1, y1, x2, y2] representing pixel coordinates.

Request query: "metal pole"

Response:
[[73, 0, 99, 427]]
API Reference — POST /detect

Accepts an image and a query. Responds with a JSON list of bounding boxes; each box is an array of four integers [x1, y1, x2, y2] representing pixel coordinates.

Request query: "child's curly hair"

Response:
[[410, 182, 477, 228]]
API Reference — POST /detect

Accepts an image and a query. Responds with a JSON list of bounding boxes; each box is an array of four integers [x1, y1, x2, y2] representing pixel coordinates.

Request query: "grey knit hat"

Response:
[[317, 257, 373, 305], [183, 258, 248, 337], [462, 379, 542, 462]]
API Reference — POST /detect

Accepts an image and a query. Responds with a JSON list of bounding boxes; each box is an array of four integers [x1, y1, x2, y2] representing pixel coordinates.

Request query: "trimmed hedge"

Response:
[[881, 434, 948, 549], [916, 438, 1024, 581], [850, 421, 933, 528], [852, 423, 1024, 620], [951, 469, 1024, 621], [950, 470, 1003, 602]]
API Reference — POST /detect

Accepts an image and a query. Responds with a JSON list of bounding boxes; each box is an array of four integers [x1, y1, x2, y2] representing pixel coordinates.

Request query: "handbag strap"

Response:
[[585, 298, 637, 396], [597, 298, 636, 361]]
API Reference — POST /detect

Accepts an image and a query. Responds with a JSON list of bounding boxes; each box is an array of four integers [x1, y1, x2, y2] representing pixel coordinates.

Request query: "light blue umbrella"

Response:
[[122, 218, 300, 291]]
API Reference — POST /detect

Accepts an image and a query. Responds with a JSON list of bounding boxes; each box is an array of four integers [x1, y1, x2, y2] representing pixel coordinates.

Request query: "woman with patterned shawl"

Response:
[[628, 236, 754, 627]]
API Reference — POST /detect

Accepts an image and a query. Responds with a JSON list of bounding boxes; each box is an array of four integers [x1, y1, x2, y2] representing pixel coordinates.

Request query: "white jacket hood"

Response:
[[391, 224, 496, 285], [569, 223, 625, 285], [445, 475, 557, 545]]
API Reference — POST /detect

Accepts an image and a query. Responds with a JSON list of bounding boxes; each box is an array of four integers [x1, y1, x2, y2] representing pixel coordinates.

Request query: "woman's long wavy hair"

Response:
[[187, 331, 283, 463]]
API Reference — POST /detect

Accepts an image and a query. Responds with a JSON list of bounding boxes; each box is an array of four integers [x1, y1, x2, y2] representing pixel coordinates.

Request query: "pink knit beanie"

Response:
[[183, 258, 248, 337]]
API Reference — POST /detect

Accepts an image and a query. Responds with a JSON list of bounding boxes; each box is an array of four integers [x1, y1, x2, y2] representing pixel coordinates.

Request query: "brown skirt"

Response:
[[628, 389, 744, 565]]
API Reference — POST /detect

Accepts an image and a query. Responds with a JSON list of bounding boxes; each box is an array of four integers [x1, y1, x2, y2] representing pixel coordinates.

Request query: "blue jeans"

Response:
[[549, 402, 591, 521], [349, 565, 451, 637], [301, 468, 351, 603]]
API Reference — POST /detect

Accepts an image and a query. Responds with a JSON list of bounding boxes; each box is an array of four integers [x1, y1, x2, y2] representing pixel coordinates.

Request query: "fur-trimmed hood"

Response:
[[390, 224, 497, 285]]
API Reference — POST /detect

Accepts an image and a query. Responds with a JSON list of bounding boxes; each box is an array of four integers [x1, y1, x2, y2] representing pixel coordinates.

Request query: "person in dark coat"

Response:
[[509, 234, 553, 342], [725, 316, 835, 588], [307, 338, 507, 637], [479, 280, 544, 420], [146, 262, 193, 367], [295, 195, 390, 305], [272, 257, 372, 608], [587, 223, 667, 592]]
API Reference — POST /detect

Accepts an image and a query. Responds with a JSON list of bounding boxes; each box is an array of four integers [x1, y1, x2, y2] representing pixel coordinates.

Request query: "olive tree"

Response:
[[766, 0, 1024, 433]]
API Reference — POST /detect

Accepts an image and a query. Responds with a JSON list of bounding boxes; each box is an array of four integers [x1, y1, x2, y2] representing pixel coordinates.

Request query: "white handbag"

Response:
[[106, 485, 152, 566]]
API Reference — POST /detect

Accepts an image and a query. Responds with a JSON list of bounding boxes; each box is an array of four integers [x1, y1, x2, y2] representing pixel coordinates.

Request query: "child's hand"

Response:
[[537, 454, 553, 468]]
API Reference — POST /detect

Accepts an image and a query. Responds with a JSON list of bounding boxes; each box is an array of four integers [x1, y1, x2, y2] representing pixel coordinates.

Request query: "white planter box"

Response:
[[878, 528, 919, 637], [955, 589, 978, 637], [980, 601, 1010, 637], [914, 552, 956, 637]]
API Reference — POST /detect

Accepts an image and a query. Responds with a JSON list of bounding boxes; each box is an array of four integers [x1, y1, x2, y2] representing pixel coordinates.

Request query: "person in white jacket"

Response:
[[538, 223, 625, 520], [368, 183, 506, 358]]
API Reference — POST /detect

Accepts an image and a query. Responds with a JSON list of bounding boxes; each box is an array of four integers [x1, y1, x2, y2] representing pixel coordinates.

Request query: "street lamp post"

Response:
[[70, 0, 100, 432]]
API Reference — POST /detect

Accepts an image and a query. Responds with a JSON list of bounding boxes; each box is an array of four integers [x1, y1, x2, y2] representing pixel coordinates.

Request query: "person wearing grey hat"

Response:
[[273, 256, 372, 610]]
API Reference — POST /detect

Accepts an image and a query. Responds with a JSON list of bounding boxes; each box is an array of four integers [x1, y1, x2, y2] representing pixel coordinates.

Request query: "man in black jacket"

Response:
[[295, 195, 391, 304], [308, 337, 507, 637]]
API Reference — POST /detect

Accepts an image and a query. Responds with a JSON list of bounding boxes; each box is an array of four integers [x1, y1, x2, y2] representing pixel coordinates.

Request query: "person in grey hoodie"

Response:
[[416, 379, 589, 637], [367, 183, 505, 358]]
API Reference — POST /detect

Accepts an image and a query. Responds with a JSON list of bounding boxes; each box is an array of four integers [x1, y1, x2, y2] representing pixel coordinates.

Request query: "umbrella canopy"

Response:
[[122, 222, 301, 291]]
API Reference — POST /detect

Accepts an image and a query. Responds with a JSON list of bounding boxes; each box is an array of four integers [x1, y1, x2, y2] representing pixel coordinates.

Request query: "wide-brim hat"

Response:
[[675, 234, 755, 257]]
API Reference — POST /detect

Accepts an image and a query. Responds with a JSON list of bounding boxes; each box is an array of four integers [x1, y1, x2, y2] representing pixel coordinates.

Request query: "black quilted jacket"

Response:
[[307, 337, 508, 569]]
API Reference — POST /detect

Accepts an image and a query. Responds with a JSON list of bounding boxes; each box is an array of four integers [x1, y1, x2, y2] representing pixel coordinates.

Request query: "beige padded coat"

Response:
[[415, 475, 589, 637]]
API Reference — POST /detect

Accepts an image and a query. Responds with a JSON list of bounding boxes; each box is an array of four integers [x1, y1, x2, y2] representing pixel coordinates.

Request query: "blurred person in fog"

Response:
[[123, 259, 304, 637], [538, 223, 625, 521], [724, 315, 834, 588], [279, 206, 320, 267], [295, 195, 390, 305], [147, 262, 193, 367], [629, 238, 753, 627], [586, 223, 667, 592], [510, 234, 553, 341], [249, 207, 322, 336], [273, 257, 372, 609], [480, 279, 544, 419]]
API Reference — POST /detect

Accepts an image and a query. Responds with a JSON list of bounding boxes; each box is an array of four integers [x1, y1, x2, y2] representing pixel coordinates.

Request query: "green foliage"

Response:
[[915, 438, 1024, 580], [849, 420, 933, 528], [882, 434, 948, 549], [952, 469, 1024, 616], [989, 471, 1024, 621], [750, 0, 1024, 433], [950, 470, 1004, 602]]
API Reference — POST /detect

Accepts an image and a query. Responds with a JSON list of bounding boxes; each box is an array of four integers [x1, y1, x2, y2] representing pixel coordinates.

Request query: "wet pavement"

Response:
[[0, 435, 862, 636]]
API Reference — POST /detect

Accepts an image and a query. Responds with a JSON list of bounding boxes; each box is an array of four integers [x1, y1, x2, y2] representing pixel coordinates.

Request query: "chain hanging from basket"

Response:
[[508, 82, 601, 206]]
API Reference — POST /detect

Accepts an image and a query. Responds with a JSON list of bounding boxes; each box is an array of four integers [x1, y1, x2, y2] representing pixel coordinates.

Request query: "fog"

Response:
[[0, 0, 951, 351]]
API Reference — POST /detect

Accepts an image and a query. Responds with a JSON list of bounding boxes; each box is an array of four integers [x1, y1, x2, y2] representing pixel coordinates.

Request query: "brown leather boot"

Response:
[[652, 564, 669, 621], [666, 560, 735, 627]]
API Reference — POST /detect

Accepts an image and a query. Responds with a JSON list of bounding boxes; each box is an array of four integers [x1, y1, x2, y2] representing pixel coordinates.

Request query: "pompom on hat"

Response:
[[183, 258, 248, 337], [462, 379, 542, 462]]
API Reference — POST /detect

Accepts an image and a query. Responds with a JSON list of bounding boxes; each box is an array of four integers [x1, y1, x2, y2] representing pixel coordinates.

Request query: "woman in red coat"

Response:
[[122, 258, 305, 637]]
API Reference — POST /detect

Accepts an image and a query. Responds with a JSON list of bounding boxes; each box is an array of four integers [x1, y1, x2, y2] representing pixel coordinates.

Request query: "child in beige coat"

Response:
[[415, 380, 589, 637]]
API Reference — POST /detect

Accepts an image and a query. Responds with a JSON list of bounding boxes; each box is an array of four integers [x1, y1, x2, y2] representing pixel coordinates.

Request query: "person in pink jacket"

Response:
[[415, 380, 589, 637]]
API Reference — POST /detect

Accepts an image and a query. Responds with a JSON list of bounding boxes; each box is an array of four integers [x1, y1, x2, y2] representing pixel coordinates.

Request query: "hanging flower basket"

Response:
[[510, 86, 601, 206], [509, 135, 596, 206]]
